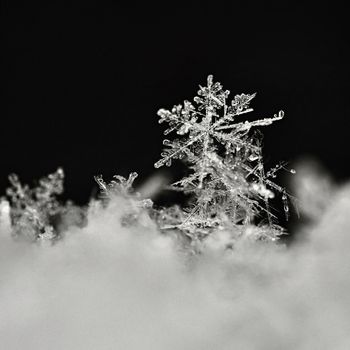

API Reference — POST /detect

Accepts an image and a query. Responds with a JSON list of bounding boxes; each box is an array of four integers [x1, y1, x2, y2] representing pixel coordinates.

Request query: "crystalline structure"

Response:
[[155, 75, 292, 242], [94, 172, 153, 227], [6, 168, 65, 242]]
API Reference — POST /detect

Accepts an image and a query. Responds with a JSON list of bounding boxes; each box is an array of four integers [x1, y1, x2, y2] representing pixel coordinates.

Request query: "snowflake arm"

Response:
[[216, 110, 284, 131]]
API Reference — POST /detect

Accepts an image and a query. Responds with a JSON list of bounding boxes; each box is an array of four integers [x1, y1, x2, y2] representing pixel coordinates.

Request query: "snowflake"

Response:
[[6, 168, 65, 242], [155, 75, 294, 241], [94, 172, 153, 226]]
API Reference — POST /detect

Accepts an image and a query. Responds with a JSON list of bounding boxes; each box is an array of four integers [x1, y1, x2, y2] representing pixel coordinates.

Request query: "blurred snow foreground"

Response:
[[0, 77, 349, 349], [0, 165, 350, 349]]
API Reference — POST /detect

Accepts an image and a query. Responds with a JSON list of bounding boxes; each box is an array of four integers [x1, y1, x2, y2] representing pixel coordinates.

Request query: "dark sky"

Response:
[[2, 1, 349, 206]]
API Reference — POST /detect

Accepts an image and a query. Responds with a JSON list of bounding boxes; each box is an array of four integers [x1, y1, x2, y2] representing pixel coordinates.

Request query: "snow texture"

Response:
[[0, 162, 350, 349], [0, 75, 348, 349]]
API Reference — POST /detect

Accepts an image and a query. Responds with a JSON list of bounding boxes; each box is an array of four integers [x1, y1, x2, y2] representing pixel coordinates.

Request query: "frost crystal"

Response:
[[6, 168, 65, 242], [155, 75, 292, 242], [94, 172, 153, 226]]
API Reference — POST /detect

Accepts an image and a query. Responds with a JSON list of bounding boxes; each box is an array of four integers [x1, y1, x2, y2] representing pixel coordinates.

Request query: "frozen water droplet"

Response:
[[154, 160, 165, 168], [284, 204, 290, 221], [248, 154, 259, 161], [290, 169, 296, 174]]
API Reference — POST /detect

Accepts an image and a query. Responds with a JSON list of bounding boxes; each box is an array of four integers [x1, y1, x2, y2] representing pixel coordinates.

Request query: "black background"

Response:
[[2, 1, 349, 213]]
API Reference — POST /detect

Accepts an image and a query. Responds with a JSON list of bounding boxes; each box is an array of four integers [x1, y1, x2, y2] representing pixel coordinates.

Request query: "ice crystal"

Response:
[[5, 168, 65, 242], [94, 172, 153, 226], [155, 75, 292, 242]]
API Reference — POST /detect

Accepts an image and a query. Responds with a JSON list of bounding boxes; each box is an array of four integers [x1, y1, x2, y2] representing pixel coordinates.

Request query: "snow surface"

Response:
[[0, 163, 350, 349]]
